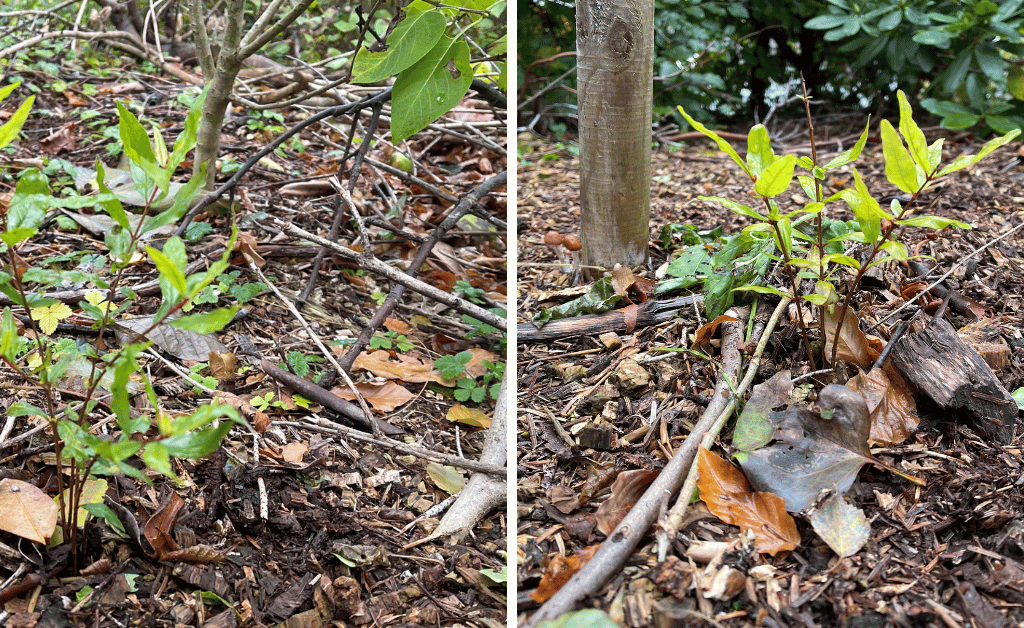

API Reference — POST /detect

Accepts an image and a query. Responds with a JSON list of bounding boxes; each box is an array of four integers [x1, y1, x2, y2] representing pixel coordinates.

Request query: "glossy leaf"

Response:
[[391, 34, 473, 142], [745, 125, 775, 176], [880, 119, 920, 194], [351, 8, 447, 83], [896, 90, 929, 172], [754, 154, 796, 198]]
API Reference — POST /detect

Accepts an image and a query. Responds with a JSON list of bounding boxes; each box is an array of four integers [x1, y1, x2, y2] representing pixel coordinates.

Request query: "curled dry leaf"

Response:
[[332, 381, 414, 412], [143, 491, 185, 559], [693, 314, 739, 353], [530, 545, 601, 603], [823, 305, 883, 369], [845, 367, 918, 445], [696, 447, 799, 556], [446, 404, 492, 428]]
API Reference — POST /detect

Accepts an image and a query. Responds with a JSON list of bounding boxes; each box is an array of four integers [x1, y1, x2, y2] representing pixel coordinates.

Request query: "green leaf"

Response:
[[142, 442, 175, 479], [745, 125, 775, 176], [161, 421, 234, 458], [896, 215, 970, 229], [147, 245, 186, 298], [698, 196, 764, 220], [936, 129, 1021, 176], [168, 87, 207, 173], [111, 351, 150, 435], [8, 169, 51, 233], [0, 93, 34, 149], [734, 285, 790, 298], [896, 91, 929, 173], [351, 8, 447, 83], [170, 307, 238, 333], [775, 216, 792, 258], [96, 161, 130, 230], [142, 163, 207, 234], [821, 253, 861, 270], [879, 239, 909, 261], [841, 169, 884, 244], [391, 34, 474, 142], [879, 120, 920, 194], [823, 118, 870, 169], [1012, 387, 1024, 411], [754, 154, 796, 197], [679, 107, 750, 177], [118, 102, 169, 197], [82, 503, 127, 537]]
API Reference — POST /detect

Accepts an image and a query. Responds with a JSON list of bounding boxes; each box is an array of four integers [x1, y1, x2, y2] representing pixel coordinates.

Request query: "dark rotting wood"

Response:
[[889, 316, 1016, 444]]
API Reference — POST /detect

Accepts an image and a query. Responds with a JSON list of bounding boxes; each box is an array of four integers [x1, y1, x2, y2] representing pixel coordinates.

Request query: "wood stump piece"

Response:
[[889, 317, 1016, 444]]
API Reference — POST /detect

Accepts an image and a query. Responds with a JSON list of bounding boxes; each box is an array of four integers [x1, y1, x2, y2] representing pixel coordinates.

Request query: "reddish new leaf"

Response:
[[696, 447, 799, 555]]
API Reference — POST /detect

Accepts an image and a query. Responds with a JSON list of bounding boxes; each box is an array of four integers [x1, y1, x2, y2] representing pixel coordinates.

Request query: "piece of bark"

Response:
[[518, 295, 703, 343], [889, 317, 1016, 443]]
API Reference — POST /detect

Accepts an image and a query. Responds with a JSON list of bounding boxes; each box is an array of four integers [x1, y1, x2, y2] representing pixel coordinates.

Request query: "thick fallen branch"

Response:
[[518, 295, 703, 342], [523, 311, 743, 627], [408, 371, 507, 547]]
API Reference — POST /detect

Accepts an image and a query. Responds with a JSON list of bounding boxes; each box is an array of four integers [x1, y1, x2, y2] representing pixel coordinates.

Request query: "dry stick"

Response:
[[869, 219, 1024, 331], [524, 313, 744, 628], [276, 418, 505, 476], [267, 208, 507, 332], [248, 261, 388, 439], [656, 296, 792, 561], [339, 170, 508, 371]]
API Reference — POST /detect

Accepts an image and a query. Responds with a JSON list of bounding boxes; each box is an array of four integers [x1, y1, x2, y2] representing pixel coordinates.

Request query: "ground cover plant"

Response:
[[0, 1, 508, 624], [517, 89, 1024, 626]]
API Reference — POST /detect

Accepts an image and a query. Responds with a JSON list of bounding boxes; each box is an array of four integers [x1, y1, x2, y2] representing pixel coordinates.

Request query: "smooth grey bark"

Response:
[[188, 0, 316, 188], [576, 0, 655, 276]]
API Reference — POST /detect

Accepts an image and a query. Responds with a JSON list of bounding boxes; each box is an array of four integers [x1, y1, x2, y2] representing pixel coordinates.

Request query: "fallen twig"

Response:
[[523, 311, 743, 627]]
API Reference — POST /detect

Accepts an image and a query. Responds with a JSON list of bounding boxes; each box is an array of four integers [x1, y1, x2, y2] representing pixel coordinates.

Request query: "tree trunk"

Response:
[[576, 0, 654, 277]]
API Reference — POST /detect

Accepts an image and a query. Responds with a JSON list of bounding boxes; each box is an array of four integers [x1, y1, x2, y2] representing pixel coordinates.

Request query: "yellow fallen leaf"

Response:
[[446, 404, 491, 428]]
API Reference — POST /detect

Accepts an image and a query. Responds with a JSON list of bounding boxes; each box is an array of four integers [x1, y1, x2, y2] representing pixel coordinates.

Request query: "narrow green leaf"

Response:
[[880, 120, 920, 194], [96, 161, 131, 230], [936, 129, 1021, 176], [146, 246, 186, 296], [0, 94, 34, 149], [821, 253, 861, 269], [142, 164, 206, 234], [775, 216, 792, 258], [754, 154, 796, 198], [842, 169, 884, 244], [118, 101, 170, 194], [698, 196, 764, 220], [169, 87, 207, 173], [897, 215, 971, 229], [896, 91, 929, 173], [170, 307, 238, 333], [823, 118, 871, 169], [734, 285, 790, 298], [679, 108, 751, 177]]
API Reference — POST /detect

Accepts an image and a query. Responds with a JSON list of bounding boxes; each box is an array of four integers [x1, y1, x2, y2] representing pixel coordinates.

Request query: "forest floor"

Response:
[[516, 121, 1024, 628], [0, 47, 508, 628]]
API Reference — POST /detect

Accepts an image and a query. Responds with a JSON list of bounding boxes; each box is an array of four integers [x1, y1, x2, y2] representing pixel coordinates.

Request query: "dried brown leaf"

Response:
[[697, 447, 799, 555], [332, 381, 414, 412], [823, 306, 883, 368], [530, 545, 601, 603], [845, 366, 918, 445], [0, 479, 58, 544], [693, 315, 739, 353], [594, 469, 660, 536]]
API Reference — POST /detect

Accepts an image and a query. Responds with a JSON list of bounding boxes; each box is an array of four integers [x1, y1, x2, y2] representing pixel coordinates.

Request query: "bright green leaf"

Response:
[[879, 119, 920, 194], [754, 154, 796, 197], [679, 108, 751, 177]]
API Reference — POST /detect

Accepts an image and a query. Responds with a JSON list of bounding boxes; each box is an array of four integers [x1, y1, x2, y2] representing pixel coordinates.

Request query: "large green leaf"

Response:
[[754, 154, 796, 198], [896, 91, 929, 173], [170, 307, 238, 333], [391, 35, 474, 142], [745, 125, 775, 177], [351, 8, 447, 84], [879, 120, 919, 194], [8, 170, 51, 233]]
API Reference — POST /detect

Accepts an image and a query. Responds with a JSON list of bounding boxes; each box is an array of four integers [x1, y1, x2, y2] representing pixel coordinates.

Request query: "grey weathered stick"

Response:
[[524, 315, 743, 627], [269, 216, 507, 331]]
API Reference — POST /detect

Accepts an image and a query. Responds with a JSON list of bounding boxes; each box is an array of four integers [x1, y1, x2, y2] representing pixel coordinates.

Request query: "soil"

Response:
[[516, 121, 1024, 627]]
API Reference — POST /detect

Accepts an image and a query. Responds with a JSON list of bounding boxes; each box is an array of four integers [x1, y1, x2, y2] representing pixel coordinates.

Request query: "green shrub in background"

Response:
[[519, 0, 1024, 134], [806, 0, 1024, 134]]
